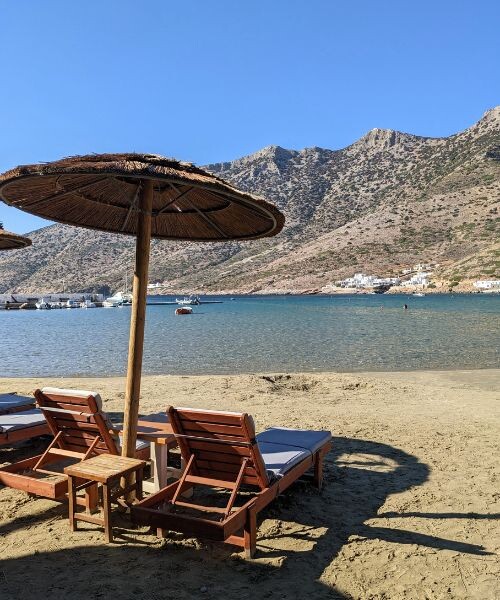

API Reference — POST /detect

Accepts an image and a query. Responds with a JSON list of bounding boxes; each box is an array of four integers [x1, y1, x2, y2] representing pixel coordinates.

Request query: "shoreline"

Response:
[[1, 365, 500, 381]]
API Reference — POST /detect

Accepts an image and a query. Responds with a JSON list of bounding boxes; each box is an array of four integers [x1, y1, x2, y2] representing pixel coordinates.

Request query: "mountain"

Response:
[[0, 107, 499, 294]]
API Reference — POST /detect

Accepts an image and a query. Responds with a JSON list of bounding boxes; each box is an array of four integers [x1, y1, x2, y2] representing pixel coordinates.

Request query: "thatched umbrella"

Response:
[[0, 153, 284, 459], [0, 223, 32, 250]]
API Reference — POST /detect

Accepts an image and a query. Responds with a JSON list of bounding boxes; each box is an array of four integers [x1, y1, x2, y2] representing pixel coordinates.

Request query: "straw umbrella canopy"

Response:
[[0, 223, 32, 250], [0, 153, 285, 458]]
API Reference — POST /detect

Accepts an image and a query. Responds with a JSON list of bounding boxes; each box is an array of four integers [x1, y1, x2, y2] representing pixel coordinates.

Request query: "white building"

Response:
[[474, 280, 500, 289], [336, 273, 376, 288], [401, 272, 432, 287], [336, 273, 400, 289], [373, 277, 401, 286], [414, 263, 433, 272], [401, 263, 435, 275]]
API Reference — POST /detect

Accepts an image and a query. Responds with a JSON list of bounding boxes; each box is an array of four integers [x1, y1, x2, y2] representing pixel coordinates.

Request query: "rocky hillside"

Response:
[[0, 107, 498, 294]]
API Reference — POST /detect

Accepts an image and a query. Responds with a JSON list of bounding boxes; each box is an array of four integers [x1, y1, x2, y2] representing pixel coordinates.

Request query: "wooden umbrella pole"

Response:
[[122, 179, 153, 459]]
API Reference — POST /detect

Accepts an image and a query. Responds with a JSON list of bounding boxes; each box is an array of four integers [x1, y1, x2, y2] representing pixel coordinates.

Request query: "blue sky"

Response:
[[0, 0, 498, 233]]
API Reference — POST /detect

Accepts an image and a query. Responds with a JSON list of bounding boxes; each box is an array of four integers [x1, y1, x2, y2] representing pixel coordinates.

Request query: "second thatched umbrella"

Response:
[[0, 223, 32, 250], [0, 153, 284, 457]]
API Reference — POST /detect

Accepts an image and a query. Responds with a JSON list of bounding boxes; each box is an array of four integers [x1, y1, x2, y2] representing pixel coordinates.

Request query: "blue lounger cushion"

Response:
[[0, 409, 46, 433], [256, 427, 331, 478], [257, 427, 331, 454], [0, 393, 34, 412]]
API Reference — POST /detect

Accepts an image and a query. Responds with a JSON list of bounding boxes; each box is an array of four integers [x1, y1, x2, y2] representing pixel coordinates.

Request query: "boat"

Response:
[[175, 294, 200, 306], [103, 297, 122, 307], [103, 291, 132, 307], [115, 291, 133, 305], [413, 292, 425, 297], [175, 306, 193, 315], [66, 299, 81, 308], [80, 299, 96, 308], [36, 299, 52, 310]]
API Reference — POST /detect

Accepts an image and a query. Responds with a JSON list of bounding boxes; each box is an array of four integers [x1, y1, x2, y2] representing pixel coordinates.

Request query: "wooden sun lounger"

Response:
[[0, 408, 50, 446], [0, 387, 150, 503], [132, 407, 331, 557], [0, 393, 36, 415]]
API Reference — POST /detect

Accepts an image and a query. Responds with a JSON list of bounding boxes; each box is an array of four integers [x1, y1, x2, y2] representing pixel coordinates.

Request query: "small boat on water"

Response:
[[36, 299, 51, 310], [175, 306, 193, 315], [66, 299, 81, 308], [176, 294, 200, 306], [103, 298, 121, 307], [80, 299, 96, 308], [413, 292, 425, 297], [115, 291, 133, 305], [103, 291, 132, 307]]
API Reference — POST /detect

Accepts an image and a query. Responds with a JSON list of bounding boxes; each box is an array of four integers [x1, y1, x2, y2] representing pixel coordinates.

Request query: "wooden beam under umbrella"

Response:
[[0, 153, 285, 476], [122, 180, 153, 458]]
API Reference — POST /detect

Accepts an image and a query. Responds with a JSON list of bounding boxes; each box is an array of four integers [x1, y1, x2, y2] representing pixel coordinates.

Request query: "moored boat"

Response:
[[176, 294, 200, 305], [103, 298, 121, 307], [103, 291, 132, 307], [80, 299, 96, 308], [175, 306, 193, 315], [36, 299, 51, 309]]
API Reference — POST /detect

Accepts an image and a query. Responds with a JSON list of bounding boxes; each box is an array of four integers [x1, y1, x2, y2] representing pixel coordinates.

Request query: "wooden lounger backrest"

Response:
[[168, 407, 269, 489], [34, 389, 119, 455]]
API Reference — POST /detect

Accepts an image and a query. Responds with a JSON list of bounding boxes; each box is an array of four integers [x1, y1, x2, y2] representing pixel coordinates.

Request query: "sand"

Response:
[[0, 370, 499, 600]]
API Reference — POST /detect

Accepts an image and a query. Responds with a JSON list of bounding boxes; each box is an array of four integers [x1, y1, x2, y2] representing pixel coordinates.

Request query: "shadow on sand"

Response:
[[0, 436, 493, 599]]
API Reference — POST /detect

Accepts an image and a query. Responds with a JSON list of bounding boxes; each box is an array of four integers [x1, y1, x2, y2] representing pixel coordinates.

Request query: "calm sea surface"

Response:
[[0, 294, 498, 377]]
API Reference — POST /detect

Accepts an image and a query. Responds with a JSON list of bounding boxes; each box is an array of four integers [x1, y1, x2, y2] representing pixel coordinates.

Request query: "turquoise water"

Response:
[[0, 294, 498, 377]]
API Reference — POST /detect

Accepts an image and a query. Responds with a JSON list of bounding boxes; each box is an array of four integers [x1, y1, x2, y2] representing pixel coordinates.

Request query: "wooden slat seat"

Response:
[[132, 406, 332, 558]]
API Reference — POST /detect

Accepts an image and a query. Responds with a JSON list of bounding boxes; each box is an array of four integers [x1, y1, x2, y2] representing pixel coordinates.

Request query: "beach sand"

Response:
[[1, 370, 498, 600]]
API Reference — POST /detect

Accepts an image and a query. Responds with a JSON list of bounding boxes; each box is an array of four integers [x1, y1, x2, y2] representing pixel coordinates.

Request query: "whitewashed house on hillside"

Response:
[[473, 280, 500, 289]]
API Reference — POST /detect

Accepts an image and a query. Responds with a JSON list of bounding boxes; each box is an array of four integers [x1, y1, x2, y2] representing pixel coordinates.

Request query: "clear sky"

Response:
[[0, 0, 498, 233]]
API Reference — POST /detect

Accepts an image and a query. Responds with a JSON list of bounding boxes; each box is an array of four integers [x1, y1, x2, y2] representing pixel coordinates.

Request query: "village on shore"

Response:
[[321, 263, 500, 295]]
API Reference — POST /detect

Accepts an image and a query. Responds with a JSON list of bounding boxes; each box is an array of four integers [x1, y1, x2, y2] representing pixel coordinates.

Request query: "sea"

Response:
[[0, 294, 498, 377]]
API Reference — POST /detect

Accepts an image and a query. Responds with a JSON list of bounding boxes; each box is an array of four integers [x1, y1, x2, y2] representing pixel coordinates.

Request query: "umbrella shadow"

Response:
[[0, 436, 491, 599]]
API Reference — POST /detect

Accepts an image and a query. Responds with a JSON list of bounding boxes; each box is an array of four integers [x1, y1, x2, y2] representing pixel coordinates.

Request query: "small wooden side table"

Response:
[[119, 413, 179, 493], [64, 454, 146, 543]]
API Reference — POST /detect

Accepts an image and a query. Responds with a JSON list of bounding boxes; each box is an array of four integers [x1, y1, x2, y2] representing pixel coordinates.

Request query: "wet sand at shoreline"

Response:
[[1, 369, 499, 599]]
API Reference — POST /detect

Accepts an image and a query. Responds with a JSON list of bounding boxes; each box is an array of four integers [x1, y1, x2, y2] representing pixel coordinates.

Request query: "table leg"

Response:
[[136, 467, 143, 501], [85, 482, 99, 513], [68, 475, 76, 532], [102, 484, 113, 543], [152, 441, 168, 491]]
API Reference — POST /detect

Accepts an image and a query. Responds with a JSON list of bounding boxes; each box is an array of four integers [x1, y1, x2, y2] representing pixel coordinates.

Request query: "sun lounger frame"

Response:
[[0, 388, 148, 504], [0, 421, 50, 446], [132, 407, 331, 557], [0, 394, 49, 444]]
